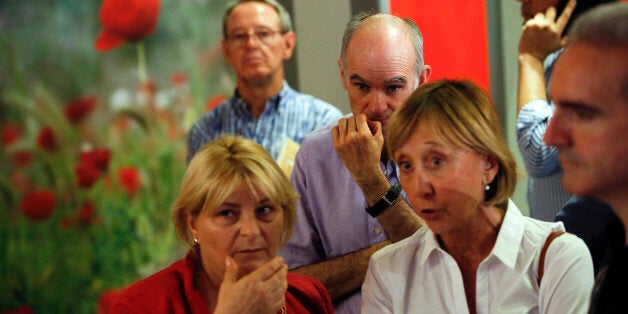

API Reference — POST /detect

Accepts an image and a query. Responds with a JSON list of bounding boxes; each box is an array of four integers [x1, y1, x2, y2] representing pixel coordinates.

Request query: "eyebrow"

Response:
[[557, 100, 601, 114], [348, 74, 408, 84]]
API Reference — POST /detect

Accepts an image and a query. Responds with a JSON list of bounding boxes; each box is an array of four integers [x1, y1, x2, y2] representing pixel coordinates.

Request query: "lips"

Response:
[[419, 208, 441, 220], [234, 248, 265, 256]]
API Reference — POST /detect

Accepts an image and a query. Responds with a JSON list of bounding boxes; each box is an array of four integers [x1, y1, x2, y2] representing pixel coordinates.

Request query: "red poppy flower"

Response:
[[75, 160, 101, 188], [171, 71, 188, 87], [118, 166, 140, 196], [205, 94, 227, 112], [77, 201, 96, 225], [20, 190, 56, 222], [95, 0, 161, 52], [1, 122, 21, 146], [11, 150, 33, 167], [36, 126, 57, 152], [64, 96, 97, 124], [80, 148, 111, 171]]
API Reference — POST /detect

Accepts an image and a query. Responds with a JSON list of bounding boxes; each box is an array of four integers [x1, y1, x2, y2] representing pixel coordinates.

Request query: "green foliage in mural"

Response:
[[0, 0, 234, 312]]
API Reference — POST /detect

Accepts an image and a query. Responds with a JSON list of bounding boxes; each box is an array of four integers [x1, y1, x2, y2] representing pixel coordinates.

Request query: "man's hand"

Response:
[[518, 0, 576, 61], [214, 257, 287, 314], [332, 114, 384, 186]]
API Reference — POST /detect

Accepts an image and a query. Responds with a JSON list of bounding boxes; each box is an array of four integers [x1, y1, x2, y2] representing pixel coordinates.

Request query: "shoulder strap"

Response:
[[538, 231, 566, 286]]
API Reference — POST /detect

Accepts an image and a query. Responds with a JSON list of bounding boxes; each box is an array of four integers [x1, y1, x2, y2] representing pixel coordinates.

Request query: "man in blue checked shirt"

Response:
[[187, 0, 342, 173]]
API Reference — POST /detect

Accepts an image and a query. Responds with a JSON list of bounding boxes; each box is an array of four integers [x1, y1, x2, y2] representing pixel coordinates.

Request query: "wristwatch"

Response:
[[366, 183, 402, 218]]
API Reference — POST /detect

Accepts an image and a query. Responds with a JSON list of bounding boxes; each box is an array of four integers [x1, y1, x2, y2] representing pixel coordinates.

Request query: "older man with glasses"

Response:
[[187, 0, 342, 171]]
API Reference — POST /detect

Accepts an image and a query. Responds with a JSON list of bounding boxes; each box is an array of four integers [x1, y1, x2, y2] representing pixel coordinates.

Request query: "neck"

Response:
[[195, 258, 220, 311], [438, 205, 504, 261], [236, 71, 285, 119]]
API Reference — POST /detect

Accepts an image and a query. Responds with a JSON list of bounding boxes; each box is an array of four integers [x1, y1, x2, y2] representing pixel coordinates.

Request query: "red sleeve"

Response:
[[285, 273, 334, 313]]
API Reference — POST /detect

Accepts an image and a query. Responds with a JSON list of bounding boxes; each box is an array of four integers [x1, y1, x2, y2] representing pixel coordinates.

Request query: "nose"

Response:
[[239, 212, 261, 236], [244, 32, 262, 48], [402, 170, 434, 202], [365, 91, 388, 116], [543, 110, 571, 147]]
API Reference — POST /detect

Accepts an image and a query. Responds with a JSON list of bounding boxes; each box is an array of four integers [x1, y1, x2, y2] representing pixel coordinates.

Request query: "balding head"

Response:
[[339, 13, 424, 81]]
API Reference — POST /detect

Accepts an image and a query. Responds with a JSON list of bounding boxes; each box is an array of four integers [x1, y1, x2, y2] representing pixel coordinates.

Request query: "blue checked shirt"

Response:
[[186, 82, 342, 162], [516, 50, 571, 221]]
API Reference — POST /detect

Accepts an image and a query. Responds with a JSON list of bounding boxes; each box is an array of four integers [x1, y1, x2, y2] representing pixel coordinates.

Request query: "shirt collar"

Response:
[[489, 199, 525, 269], [417, 199, 524, 269], [231, 81, 293, 117]]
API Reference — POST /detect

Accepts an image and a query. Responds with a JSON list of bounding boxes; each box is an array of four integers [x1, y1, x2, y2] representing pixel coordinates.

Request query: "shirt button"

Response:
[[374, 227, 382, 235]]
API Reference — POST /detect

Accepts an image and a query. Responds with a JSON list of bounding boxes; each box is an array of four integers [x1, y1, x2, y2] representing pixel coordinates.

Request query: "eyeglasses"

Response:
[[226, 30, 284, 48]]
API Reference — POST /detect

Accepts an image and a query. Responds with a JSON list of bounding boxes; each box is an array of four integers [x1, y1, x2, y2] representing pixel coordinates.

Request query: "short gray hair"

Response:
[[567, 2, 628, 47], [222, 0, 293, 37], [339, 12, 424, 80]]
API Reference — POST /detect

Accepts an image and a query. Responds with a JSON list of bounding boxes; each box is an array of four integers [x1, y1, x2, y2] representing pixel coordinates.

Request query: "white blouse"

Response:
[[361, 200, 594, 314]]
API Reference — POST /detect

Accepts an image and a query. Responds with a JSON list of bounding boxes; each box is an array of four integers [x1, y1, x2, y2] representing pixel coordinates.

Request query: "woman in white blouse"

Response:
[[361, 79, 594, 314]]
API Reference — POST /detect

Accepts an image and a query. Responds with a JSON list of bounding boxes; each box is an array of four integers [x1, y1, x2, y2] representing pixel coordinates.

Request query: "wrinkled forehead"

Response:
[[345, 21, 415, 72]]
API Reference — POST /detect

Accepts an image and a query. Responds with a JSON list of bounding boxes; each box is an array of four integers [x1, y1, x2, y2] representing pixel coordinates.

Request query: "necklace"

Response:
[[280, 305, 286, 314]]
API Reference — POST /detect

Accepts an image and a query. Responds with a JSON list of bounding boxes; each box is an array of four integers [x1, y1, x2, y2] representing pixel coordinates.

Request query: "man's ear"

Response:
[[282, 31, 296, 60], [221, 39, 234, 66], [418, 64, 432, 86]]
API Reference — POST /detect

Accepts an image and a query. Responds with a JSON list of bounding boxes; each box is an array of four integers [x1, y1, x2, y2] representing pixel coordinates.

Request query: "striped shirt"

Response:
[[186, 82, 343, 162], [516, 50, 571, 221]]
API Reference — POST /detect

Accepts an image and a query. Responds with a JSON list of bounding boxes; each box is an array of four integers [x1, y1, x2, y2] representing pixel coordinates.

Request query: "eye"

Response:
[[427, 157, 444, 168], [256, 205, 277, 215], [398, 161, 413, 171], [256, 30, 272, 39], [573, 107, 596, 121], [386, 85, 404, 93], [256, 205, 279, 222], [353, 82, 369, 91], [217, 209, 234, 218]]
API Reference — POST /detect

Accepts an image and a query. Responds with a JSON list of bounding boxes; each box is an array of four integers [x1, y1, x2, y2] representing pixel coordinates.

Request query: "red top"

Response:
[[111, 251, 333, 313]]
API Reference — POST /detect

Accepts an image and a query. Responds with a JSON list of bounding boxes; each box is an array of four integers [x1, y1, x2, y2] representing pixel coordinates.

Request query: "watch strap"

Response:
[[366, 183, 402, 218]]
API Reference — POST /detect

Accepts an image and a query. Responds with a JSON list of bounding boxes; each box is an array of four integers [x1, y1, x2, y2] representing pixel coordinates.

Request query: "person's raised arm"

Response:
[[517, 0, 576, 113], [332, 114, 422, 242]]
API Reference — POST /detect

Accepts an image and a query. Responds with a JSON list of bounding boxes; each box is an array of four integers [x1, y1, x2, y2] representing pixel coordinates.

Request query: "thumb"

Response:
[[222, 256, 239, 284]]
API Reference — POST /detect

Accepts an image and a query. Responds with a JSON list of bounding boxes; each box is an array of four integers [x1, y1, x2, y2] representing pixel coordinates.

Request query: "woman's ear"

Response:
[[186, 213, 198, 240], [483, 156, 499, 185]]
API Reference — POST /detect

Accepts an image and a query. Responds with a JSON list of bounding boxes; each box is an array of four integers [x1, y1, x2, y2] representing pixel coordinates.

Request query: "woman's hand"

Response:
[[214, 256, 288, 314]]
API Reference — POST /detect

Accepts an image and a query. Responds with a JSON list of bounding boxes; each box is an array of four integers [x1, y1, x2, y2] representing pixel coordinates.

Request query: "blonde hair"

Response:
[[172, 136, 299, 249], [386, 79, 517, 207]]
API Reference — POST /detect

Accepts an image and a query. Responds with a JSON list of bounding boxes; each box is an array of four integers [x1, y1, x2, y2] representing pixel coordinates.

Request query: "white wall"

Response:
[[292, 0, 352, 114]]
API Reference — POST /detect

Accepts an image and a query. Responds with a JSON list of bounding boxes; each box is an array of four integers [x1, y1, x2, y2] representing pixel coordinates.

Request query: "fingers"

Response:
[[366, 119, 382, 137], [547, 6, 557, 22], [222, 256, 239, 284], [247, 256, 286, 282], [556, 0, 576, 33]]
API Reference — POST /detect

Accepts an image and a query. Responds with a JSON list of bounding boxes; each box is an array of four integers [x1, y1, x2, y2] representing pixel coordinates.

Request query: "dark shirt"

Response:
[[555, 196, 622, 274], [589, 245, 628, 314]]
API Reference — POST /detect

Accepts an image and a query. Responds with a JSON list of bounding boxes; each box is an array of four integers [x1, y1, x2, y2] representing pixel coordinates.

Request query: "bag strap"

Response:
[[538, 231, 566, 286]]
